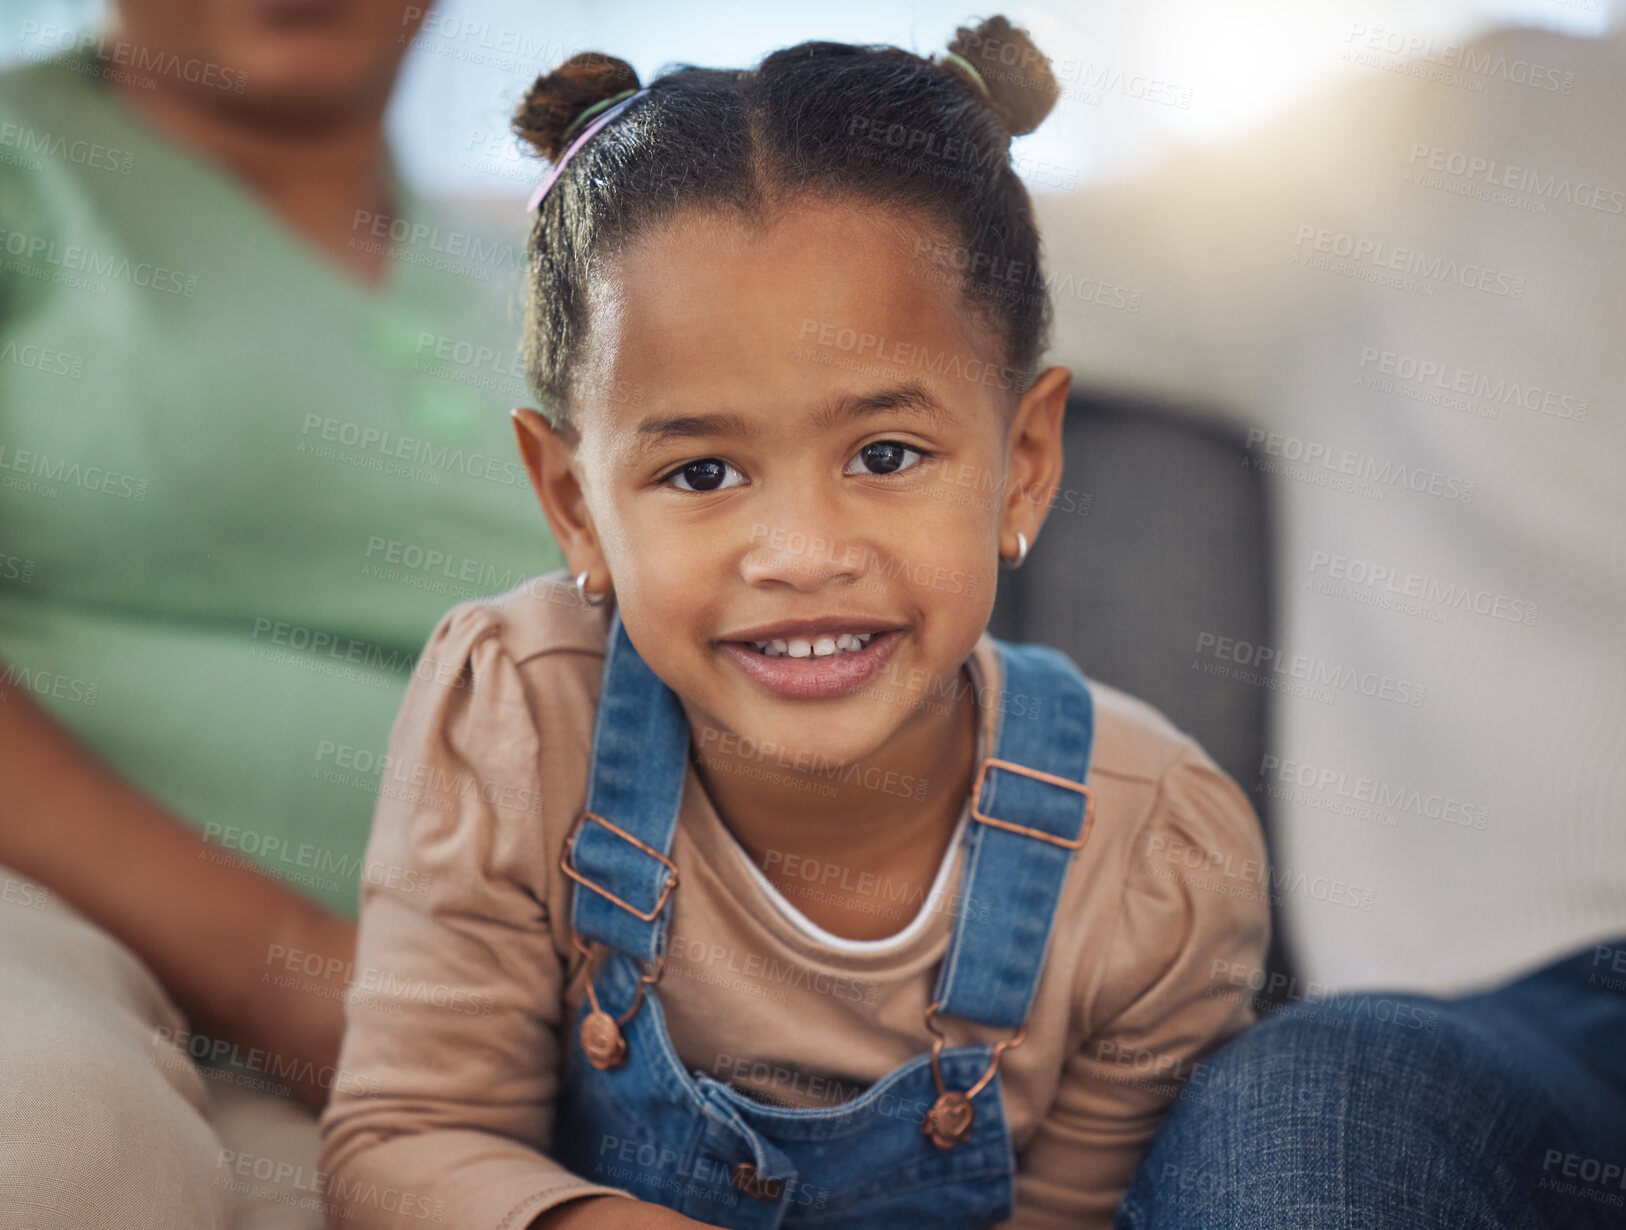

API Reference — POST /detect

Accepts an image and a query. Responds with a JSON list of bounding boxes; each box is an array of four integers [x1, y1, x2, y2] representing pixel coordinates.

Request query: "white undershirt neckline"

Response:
[[732, 804, 972, 954]]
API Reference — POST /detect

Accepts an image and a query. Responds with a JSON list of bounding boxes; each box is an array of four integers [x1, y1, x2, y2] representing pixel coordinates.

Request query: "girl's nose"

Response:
[[740, 525, 868, 592]]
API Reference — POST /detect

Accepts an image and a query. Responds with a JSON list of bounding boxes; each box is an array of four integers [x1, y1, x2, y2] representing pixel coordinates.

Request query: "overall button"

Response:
[[732, 1162, 783, 1202], [924, 1089, 976, 1148], [579, 1009, 627, 1070]]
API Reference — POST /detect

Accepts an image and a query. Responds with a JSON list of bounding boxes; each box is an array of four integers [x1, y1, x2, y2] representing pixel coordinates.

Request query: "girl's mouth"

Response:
[[717, 629, 904, 700]]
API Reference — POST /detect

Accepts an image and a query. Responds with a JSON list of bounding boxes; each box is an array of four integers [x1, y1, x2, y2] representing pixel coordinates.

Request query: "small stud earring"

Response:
[[1000, 531, 1029, 570], [574, 570, 609, 607]]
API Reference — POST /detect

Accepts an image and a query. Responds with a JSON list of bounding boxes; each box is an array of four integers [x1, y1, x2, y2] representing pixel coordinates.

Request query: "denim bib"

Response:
[[553, 610, 1096, 1228]]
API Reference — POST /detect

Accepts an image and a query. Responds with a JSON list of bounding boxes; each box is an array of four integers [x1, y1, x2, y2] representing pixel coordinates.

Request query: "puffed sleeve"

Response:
[[317, 602, 634, 1228], [1005, 742, 1272, 1228]]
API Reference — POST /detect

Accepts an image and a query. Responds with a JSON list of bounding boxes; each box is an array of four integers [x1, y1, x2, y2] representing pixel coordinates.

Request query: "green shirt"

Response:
[[0, 47, 563, 917]]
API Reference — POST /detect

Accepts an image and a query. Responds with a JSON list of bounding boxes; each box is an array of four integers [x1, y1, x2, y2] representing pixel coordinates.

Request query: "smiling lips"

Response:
[[717, 622, 905, 699], [720, 616, 901, 652]]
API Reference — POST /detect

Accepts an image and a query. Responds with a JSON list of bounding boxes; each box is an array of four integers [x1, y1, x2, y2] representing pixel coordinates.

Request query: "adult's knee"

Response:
[[0, 941, 235, 1230], [0, 1024, 235, 1229], [1115, 994, 1578, 1229]]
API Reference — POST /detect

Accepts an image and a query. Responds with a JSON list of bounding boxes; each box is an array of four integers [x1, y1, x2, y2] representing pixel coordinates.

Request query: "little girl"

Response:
[[319, 17, 1268, 1229]]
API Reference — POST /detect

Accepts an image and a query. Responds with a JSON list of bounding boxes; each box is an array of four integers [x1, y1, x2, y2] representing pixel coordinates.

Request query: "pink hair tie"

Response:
[[525, 87, 651, 213]]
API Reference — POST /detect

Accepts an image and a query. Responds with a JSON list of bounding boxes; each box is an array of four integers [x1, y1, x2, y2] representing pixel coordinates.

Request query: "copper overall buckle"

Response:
[[921, 1000, 1028, 1149], [559, 810, 680, 922], [560, 811, 679, 1069], [970, 756, 1094, 850]]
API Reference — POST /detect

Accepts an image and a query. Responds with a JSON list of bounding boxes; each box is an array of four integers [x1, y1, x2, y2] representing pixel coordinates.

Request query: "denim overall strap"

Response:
[[565, 608, 690, 964], [930, 639, 1095, 1030]]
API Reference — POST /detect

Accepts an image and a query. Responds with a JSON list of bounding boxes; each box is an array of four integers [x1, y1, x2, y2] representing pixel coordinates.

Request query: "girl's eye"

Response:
[[662, 458, 745, 492], [846, 440, 928, 477]]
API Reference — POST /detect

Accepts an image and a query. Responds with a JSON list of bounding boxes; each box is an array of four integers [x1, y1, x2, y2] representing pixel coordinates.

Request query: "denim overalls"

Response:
[[553, 610, 1096, 1228]]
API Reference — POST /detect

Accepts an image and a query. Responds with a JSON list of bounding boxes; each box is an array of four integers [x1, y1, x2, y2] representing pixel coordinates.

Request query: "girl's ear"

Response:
[[1000, 365, 1071, 560], [511, 407, 606, 584]]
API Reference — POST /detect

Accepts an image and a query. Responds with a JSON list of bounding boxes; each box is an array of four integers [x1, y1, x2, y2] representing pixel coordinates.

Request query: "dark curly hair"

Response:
[[512, 16, 1062, 440]]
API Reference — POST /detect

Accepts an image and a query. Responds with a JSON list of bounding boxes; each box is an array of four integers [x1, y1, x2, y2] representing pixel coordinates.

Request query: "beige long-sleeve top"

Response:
[[317, 571, 1270, 1229]]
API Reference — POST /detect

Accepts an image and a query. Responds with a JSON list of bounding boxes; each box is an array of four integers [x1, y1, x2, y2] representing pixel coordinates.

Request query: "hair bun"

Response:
[[513, 52, 641, 161], [947, 16, 1059, 137]]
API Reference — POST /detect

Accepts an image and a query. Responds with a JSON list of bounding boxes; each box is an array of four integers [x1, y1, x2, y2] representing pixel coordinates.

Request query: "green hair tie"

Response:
[[939, 50, 991, 100], [559, 87, 640, 146]]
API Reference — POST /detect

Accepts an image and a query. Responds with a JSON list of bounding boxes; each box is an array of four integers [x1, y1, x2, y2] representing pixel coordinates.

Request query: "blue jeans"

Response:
[[1115, 941, 1626, 1229]]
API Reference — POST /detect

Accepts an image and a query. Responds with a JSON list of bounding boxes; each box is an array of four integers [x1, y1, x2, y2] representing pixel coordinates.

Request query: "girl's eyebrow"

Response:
[[810, 382, 957, 434], [632, 382, 956, 451]]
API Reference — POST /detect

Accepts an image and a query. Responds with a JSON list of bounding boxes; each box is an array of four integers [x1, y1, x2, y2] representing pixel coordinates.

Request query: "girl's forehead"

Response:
[[576, 202, 1004, 424], [612, 201, 950, 311]]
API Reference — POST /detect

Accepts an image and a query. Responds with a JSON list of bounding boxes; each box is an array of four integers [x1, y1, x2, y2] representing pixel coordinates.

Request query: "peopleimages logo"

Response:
[[796, 317, 1027, 391], [911, 237, 1142, 312], [1341, 25, 1576, 94], [0, 121, 134, 173], [0, 340, 87, 379], [1246, 429, 1476, 503], [1308, 551, 1538, 627], [1260, 756, 1489, 830], [695, 727, 929, 801], [349, 211, 521, 272], [1194, 631, 1426, 708], [298, 414, 527, 488], [0, 225, 198, 296], [362, 535, 535, 599], [664, 935, 877, 1006], [1405, 144, 1625, 215], [403, 6, 561, 63], [0, 444, 146, 500], [1292, 224, 1526, 298], [16, 23, 250, 92], [1356, 347, 1588, 422], [214, 1149, 445, 1222], [0, 661, 99, 706]]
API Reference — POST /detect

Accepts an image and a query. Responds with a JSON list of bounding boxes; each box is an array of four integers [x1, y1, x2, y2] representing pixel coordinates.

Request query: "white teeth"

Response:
[[743, 632, 885, 657]]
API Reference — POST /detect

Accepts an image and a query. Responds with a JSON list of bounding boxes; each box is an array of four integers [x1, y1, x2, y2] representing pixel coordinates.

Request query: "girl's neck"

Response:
[[687, 660, 982, 942], [108, 52, 394, 285]]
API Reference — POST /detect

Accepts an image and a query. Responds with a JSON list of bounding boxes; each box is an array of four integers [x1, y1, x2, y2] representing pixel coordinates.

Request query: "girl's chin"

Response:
[[706, 705, 898, 765], [735, 713, 888, 755]]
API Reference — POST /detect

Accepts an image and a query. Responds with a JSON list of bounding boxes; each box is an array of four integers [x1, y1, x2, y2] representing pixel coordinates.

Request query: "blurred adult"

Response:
[[0, 1, 561, 1225], [1035, 23, 1626, 1227]]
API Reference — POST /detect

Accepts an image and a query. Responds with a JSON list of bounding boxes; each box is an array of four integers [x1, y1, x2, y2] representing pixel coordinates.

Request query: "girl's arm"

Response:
[[1008, 743, 1272, 1227], [0, 665, 356, 1114], [318, 602, 694, 1228]]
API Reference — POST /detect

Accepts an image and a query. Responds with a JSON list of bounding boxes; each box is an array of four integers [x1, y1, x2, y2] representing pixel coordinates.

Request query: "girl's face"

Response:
[[517, 201, 1069, 771]]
